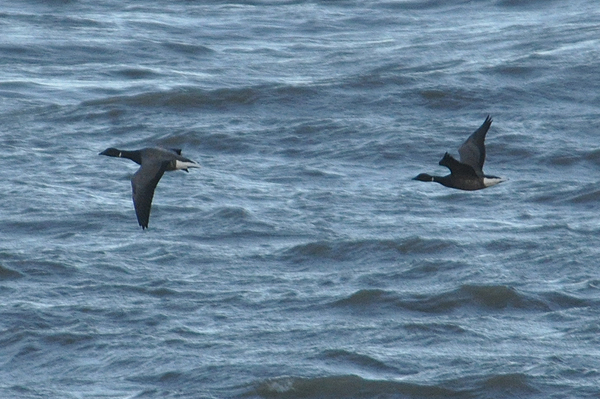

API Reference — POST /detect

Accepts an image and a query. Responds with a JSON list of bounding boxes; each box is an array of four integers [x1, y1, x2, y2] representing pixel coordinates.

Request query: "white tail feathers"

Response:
[[483, 177, 506, 187], [175, 160, 201, 170]]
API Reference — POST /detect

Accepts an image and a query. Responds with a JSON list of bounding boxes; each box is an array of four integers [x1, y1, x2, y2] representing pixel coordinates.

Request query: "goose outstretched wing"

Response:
[[458, 115, 492, 177]]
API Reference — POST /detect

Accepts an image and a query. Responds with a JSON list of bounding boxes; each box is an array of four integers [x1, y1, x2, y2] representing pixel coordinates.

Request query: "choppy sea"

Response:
[[1, 0, 600, 398]]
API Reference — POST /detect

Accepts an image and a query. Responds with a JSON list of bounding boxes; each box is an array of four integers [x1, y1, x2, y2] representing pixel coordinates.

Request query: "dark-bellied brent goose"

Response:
[[100, 147, 200, 229], [413, 116, 505, 190]]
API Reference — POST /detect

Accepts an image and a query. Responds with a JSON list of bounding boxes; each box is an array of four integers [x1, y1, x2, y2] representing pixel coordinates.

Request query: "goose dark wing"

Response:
[[458, 115, 492, 177], [131, 161, 168, 229], [439, 152, 479, 177]]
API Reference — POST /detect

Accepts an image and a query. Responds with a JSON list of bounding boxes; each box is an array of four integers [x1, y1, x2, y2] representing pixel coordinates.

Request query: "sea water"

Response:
[[1, 1, 600, 397]]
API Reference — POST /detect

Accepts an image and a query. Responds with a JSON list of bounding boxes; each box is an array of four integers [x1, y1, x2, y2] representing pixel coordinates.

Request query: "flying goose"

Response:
[[100, 147, 199, 229], [413, 116, 504, 190]]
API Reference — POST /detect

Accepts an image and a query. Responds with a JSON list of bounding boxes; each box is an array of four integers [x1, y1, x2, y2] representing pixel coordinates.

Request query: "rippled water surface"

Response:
[[1, 1, 600, 398]]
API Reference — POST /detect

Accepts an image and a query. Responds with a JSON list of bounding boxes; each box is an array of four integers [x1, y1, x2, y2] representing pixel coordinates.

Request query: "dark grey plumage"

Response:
[[458, 115, 492, 177], [100, 147, 200, 229]]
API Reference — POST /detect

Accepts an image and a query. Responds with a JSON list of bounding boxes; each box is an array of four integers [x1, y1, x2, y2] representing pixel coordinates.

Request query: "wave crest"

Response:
[[252, 374, 462, 398], [331, 285, 590, 313], [282, 236, 454, 263], [82, 84, 318, 110]]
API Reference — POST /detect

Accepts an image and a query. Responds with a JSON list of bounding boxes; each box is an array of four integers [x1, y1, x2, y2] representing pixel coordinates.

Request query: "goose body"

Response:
[[413, 116, 504, 190], [99, 147, 200, 229]]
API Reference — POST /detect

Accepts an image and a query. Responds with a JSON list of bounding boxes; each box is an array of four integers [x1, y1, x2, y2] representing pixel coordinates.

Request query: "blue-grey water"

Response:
[[1, 1, 600, 398]]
